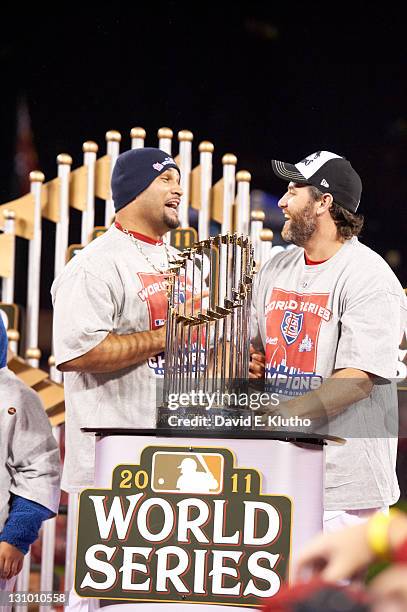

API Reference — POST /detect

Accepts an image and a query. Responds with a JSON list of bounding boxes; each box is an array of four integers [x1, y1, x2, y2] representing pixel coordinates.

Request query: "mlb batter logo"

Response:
[[151, 450, 224, 494], [281, 310, 303, 345]]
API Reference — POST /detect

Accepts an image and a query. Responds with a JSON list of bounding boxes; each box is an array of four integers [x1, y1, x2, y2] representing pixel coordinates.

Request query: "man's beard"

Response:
[[163, 208, 180, 230], [281, 201, 317, 246]]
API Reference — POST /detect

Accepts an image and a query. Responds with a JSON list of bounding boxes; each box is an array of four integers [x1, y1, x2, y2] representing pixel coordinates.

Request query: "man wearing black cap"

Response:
[[250, 150, 407, 532], [51, 147, 187, 494]]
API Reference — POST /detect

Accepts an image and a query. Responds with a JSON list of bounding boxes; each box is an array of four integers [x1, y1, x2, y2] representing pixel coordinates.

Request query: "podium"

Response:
[[74, 428, 338, 610]]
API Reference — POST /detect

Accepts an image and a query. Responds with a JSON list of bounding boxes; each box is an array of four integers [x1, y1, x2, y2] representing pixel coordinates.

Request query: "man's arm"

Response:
[[289, 286, 404, 420], [59, 290, 206, 374], [58, 326, 166, 373], [281, 367, 375, 420], [249, 350, 374, 419], [8, 385, 60, 514]]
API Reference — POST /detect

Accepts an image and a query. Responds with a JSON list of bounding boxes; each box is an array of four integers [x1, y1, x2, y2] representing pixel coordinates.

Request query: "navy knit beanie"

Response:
[[0, 315, 8, 368], [111, 148, 180, 213]]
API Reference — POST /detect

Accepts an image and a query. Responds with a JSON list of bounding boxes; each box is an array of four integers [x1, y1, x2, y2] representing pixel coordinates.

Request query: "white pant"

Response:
[[323, 506, 388, 533], [67, 587, 99, 612], [0, 576, 17, 612]]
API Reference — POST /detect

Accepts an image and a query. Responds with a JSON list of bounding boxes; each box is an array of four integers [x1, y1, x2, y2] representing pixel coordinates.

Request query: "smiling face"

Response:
[[278, 182, 319, 246], [117, 168, 182, 238]]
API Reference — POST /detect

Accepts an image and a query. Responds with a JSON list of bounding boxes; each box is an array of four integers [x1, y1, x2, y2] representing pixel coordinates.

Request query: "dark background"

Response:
[[1, 7, 406, 316]]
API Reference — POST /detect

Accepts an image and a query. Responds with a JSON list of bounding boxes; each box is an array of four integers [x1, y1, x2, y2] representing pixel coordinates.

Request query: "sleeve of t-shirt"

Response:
[[335, 289, 404, 379], [52, 266, 119, 367], [8, 385, 61, 514], [0, 495, 55, 554]]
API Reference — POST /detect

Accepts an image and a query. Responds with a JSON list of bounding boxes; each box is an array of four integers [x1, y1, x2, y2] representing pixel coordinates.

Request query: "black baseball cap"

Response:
[[271, 151, 362, 212]]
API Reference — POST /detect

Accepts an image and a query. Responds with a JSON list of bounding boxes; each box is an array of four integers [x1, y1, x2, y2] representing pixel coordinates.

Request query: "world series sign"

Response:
[[74, 446, 292, 607]]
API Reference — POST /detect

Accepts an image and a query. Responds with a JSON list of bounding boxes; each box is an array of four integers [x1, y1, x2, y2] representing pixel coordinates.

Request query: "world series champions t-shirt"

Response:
[[51, 225, 200, 492], [251, 237, 407, 510]]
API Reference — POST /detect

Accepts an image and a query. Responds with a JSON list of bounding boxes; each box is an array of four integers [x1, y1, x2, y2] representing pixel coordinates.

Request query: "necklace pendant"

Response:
[[122, 226, 170, 275]]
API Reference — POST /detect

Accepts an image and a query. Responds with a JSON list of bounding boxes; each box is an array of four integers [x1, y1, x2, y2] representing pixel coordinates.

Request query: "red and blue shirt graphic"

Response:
[[137, 272, 203, 376], [264, 288, 331, 395], [137, 273, 170, 331]]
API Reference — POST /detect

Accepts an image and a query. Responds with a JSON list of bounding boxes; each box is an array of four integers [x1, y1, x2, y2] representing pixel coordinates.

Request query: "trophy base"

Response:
[[156, 405, 256, 433]]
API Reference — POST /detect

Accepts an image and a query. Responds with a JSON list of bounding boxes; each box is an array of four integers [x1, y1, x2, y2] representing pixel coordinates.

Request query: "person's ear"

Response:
[[316, 192, 333, 216]]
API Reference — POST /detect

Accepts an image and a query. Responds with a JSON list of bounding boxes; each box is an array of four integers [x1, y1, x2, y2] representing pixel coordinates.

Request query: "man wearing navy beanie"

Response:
[[111, 147, 180, 215], [51, 147, 186, 496], [0, 316, 60, 601]]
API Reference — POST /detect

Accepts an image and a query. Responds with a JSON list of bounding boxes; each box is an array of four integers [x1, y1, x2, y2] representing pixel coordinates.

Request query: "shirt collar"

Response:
[[114, 222, 164, 246]]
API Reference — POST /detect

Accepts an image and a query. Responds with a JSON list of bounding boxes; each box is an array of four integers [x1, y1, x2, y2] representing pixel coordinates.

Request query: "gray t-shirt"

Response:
[[252, 237, 407, 510], [51, 226, 186, 492], [0, 367, 61, 532]]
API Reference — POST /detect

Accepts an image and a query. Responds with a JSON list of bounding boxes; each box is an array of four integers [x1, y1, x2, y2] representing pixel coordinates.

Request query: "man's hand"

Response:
[[0, 542, 24, 580], [249, 345, 265, 379], [181, 290, 210, 318], [294, 522, 375, 583]]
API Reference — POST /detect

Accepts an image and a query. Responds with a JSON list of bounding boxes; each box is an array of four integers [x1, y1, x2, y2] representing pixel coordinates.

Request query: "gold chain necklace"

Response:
[[122, 227, 171, 274]]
